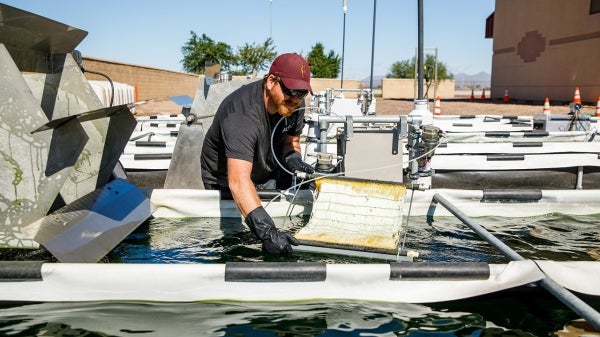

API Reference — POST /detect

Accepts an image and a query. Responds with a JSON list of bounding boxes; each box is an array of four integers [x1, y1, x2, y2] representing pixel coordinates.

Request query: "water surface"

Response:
[[1, 213, 599, 336]]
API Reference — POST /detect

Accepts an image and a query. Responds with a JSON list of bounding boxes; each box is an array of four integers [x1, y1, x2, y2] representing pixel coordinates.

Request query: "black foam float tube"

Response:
[[389, 262, 489, 280], [133, 153, 172, 160], [482, 189, 542, 202], [523, 131, 549, 137], [0, 261, 43, 281], [429, 193, 600, 330], [225, 262, 326, 282], [148, 114, 178, 118], [485, 131, 511, 137], [148, 123, 177, 128], [512, 142, 543, 147], [135, 141, 166, 147], [486, 154, 525, 161]]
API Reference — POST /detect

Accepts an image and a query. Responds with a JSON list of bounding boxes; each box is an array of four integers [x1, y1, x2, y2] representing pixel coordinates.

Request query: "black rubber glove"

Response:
[[245, 206, 299, 254], [284, 152, 314, 175]]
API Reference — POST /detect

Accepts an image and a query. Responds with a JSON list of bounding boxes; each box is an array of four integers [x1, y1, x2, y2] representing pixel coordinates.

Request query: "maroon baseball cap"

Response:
[[269, 53, 312, 94]]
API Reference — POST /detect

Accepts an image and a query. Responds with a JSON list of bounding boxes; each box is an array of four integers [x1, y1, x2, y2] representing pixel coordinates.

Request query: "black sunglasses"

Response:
[[278, 79, 309, 99]]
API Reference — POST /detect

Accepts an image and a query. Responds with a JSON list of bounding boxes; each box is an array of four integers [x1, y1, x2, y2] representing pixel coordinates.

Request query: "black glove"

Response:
[[284, 152, 314, 175], [245, 206, 299, 254]]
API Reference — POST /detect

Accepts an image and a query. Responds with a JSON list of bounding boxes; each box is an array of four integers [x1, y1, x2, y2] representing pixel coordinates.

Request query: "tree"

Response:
[[181, 31, 236, 74], [387, 54, 454, 81], [306, 42, 340, 78], [233, 38, 277, 78], [387, 59, 413, 79]]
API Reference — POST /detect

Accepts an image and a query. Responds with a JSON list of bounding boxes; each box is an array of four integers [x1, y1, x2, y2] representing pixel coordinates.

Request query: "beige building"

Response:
[[488, 0, 600, 103]]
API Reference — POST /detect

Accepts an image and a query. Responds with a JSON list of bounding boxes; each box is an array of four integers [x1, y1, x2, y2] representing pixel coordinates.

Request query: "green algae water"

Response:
[[0, 214, 598, 336]]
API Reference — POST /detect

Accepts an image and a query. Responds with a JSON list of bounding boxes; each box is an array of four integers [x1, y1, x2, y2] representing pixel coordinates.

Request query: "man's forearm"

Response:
[[227, 158, 262, 217], [281, 135, 301, 157], [230, 179, 261, 217]]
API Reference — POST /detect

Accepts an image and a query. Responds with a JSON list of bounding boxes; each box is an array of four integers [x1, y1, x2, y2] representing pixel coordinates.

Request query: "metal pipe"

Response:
[[318, 115, 409, 124], [269, 0, 272, 39], [408, 119, 421, 183], [329, 88, 372, 93], [417, 0, 424, 100], [318, 118, 330, 153], [430, 193, 600, 330], [129, 132, 155, 142], [369, 0, 377, 89], [341, 0, 347, 89]]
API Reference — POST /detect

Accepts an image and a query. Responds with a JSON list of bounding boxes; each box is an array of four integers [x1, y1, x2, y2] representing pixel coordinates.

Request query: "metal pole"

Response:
[[341, 0, 347, 89], [430, 193, 600, 330], [269, 0, 272, 39], [433, 48, 438, 101], [369, 0, 377, 89], [417, 0, 424, 100]]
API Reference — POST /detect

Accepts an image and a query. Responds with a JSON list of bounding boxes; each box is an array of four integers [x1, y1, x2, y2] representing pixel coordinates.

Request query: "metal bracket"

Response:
[[344, 115, 353, 140]]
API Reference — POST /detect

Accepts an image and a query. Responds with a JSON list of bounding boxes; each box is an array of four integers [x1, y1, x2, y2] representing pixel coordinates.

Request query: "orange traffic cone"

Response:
[[543, 97, 550, 115], [434, 96, 441, 115], [503, 88, 510, 103], [573, 87, 582, 105], [470, 88, 475, 102], [595, 96, 600, 117], [480, 88, 486, 101]]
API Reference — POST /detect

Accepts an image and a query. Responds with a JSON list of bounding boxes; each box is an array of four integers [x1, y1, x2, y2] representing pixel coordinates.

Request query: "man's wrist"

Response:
[[283, 150, 298, 159]]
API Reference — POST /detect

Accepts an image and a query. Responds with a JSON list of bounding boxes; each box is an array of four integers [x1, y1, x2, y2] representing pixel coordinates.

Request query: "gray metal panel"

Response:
[[23, 54, 113, 203], [189, 78, 255, 127], [99, 108, 137, 187], [342, 130, 404, 182], [163, 123, 206, 189], [0, 4, 87, 73], [34, 179, 150, 262], [164, 78, 256, 189], [0, 4, 87, 54], [0, 44, 68, 248]]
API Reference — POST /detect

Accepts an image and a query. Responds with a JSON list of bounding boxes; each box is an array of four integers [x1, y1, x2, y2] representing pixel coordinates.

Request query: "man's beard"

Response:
[[277, 100, 297, 117], [268, 88, 299, 117]]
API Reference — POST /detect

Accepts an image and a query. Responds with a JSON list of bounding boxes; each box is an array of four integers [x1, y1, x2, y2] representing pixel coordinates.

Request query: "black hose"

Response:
[[71, 50, 115, 107], [85, 69, 115, 107]]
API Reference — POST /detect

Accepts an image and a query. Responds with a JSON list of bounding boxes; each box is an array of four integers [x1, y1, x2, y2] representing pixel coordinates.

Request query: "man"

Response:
[[201, 53, 315, 254]]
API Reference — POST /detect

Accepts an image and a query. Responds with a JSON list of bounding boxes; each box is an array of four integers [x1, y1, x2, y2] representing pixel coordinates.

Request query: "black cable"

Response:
[[84, 69, 115, 107], [71, 50, 115, 107]]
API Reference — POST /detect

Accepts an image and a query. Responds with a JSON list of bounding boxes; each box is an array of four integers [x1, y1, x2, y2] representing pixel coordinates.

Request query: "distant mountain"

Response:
[[359, 75, 385, 88], [359, 72, 490, 88], [454, 72, 491, 87]]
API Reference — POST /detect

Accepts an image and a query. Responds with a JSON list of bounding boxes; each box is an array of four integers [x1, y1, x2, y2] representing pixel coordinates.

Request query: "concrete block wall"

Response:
[[234, 76, 364, 97], [82, 57, 450, 103], [310, 79, 363, 97], [82, 56, 200, 101], [382, 79, 456, 99]]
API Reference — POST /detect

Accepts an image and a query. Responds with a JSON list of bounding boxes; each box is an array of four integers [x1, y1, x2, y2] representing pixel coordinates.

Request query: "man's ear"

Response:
[[266, 74, 278, 90]]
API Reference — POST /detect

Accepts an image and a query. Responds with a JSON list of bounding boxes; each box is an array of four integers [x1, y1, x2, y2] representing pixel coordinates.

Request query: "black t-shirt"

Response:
[[201, 80, 305, 187]]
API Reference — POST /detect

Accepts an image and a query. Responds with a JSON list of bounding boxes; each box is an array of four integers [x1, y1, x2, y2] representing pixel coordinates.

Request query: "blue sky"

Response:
[[4, 0, 494, 80]]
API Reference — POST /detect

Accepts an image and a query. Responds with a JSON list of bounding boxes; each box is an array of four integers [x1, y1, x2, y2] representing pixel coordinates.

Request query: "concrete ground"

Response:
[[132, 94, 598, 118], [375, 97, 598, 117]]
